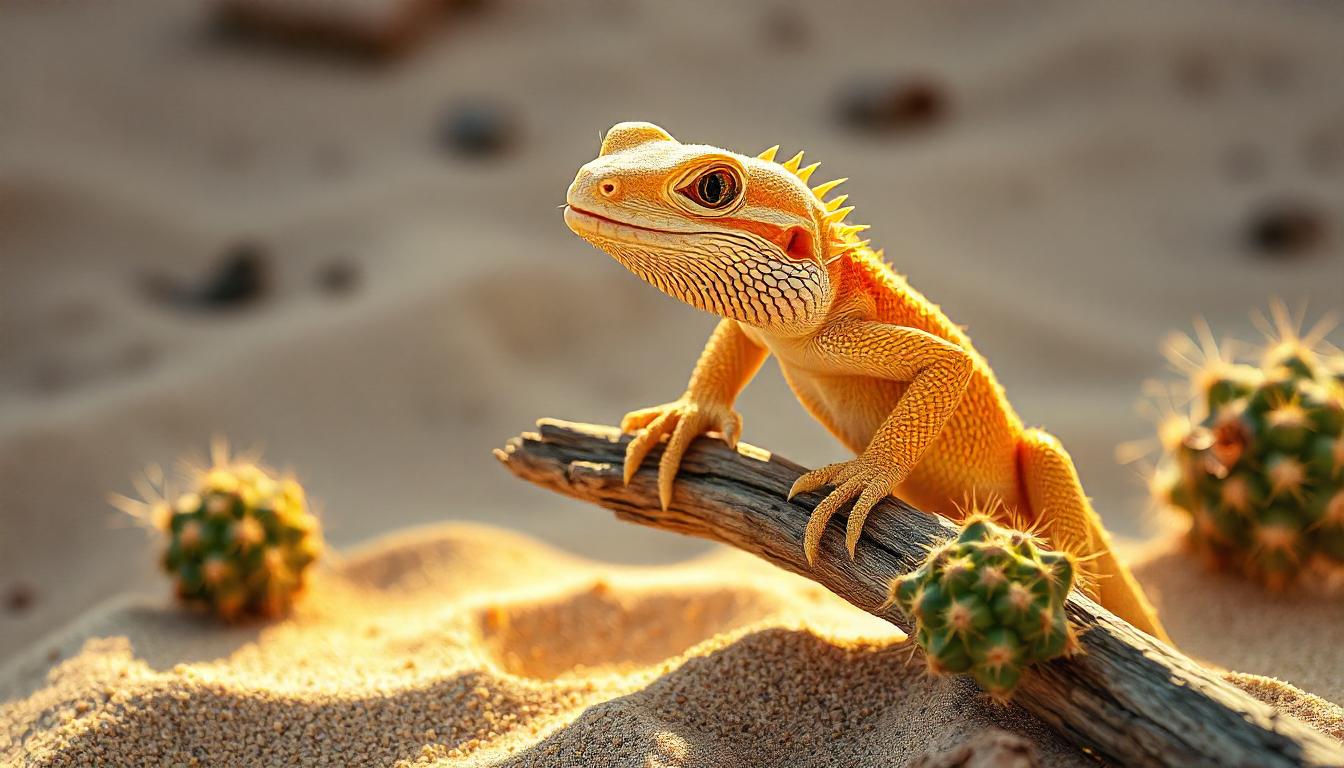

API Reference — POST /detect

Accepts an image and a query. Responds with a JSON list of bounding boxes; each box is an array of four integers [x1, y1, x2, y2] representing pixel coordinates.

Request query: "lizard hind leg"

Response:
[[1017, 429, 1171, 642]]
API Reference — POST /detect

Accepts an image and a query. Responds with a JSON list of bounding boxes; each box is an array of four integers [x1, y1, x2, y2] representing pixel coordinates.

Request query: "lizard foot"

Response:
[[789, 455, 907, 564], [621, 398, 743, 511]]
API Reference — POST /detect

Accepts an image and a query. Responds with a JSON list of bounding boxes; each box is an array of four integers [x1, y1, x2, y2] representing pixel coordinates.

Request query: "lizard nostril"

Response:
[[599, 180, 619, 197]]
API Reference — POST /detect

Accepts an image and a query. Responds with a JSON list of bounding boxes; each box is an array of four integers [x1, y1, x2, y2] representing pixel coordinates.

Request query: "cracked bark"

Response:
[[494, 419, 1343, 768]]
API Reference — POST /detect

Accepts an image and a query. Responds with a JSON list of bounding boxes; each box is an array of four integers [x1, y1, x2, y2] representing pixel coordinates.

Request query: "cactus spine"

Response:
[[115, 446, 323, 620], [1151, 307, 1344, 590], [888, 514, 1078, 700]]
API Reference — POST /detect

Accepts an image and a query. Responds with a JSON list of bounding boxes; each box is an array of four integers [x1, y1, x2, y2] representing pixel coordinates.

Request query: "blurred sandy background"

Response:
[[2, 0, 1342, 666]]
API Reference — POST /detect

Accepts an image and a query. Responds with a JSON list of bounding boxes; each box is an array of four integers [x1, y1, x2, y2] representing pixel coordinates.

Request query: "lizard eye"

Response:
[[678, 166, 741, 211]]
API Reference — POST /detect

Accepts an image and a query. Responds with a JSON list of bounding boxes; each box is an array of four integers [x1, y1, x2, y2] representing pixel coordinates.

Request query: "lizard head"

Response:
[[564, 122, 870, 335]]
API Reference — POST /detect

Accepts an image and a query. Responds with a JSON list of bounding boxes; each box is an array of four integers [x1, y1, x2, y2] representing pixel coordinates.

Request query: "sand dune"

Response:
[[4, 522, 1342, 766], [1130, 521, 1344, 706], [4, 524, 1094, 766]]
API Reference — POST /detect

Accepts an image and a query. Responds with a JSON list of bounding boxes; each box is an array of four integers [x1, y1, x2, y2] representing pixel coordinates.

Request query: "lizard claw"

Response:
[[620, 399, 743, 510], [788, 463, 845, 501], [623, 411, 677, 486], [791, 456, 906, 565]]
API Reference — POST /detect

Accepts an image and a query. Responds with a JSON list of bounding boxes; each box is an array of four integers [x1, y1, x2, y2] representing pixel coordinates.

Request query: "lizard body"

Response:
[[564, 122, 1166, 640]]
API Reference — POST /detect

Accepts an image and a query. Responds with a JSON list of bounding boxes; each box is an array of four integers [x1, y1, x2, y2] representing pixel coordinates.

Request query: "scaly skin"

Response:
[[564, 122, 1167, 640]]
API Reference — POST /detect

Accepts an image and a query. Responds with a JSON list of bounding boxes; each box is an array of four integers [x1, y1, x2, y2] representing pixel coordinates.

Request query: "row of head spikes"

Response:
[[758, 145, 876, 263]]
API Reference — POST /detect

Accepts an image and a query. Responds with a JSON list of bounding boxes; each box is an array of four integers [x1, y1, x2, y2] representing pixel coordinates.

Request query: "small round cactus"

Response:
[[114, 446, 322, 620], [887, 515, 1078, 700], [1149, 307, 1344, 590]]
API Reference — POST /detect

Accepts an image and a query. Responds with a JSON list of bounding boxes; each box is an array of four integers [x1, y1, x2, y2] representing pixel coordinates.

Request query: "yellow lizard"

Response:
[[563, 121, 1167, 640]]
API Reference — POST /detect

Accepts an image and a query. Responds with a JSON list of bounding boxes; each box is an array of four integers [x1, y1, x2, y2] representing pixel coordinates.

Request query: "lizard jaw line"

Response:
[[564, 205, 696, 246]]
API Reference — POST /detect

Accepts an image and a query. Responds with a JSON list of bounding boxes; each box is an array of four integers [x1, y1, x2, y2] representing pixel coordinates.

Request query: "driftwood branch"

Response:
[[495, 419, 1344, 768]]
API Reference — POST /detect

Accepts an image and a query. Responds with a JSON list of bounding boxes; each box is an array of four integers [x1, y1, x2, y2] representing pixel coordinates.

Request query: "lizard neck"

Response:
[[747, 249, 875, 343]]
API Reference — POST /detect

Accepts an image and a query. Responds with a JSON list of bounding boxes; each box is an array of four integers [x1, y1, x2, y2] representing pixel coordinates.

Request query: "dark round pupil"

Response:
[[699, 172, 726, 204]]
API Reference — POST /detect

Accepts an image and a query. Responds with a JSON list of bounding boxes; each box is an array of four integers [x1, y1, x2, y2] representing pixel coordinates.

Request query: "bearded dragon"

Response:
[[563, 121, 1167, 640]]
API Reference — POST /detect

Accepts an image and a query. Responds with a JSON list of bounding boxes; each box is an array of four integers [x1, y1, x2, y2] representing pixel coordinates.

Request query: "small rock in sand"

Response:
[[1246, 199, 1329, 258], [5, 583, 36, 614], [438, 102, 519, 159], [147, 241, 271, 310], [836, 75, 949, 134], [317, 259, 360, 296]]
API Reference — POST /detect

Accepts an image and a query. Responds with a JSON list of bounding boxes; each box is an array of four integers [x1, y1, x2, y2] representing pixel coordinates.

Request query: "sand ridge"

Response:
[[1129, 520, 1344, 706], [3, 524, 1090, 767], [5, 523, 1344, 766]]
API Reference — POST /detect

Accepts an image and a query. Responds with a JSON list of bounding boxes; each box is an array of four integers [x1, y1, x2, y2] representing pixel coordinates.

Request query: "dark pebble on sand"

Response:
[[196, 242, 271, 307], [836, 75, 948, 134], [6, 583, 35, 614], [1246, 199, 1328, 258], [438, 102, 518, 158], [146, 241, 270, 310], [317, 259, 360, 296]]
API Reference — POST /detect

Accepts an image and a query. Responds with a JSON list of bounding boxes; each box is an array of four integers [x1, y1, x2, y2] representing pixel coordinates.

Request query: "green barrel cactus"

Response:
[[887, 515, 1078, 700], [1151, 313, 1344, 590], [115, 451, 323, 620]]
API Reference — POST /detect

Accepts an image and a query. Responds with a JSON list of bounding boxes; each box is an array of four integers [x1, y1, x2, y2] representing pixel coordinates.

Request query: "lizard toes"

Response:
[[718, 411, 742, 450], [802, 476, 864, 564], [845, 483, 890, 558], [789, 462, 844, 500], [623, 411, 676, 485], [621, 406, 668, 433]]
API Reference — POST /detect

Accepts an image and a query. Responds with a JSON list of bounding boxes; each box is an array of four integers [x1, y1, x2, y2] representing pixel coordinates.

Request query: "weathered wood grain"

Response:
[[494, 419, 1344, 768]]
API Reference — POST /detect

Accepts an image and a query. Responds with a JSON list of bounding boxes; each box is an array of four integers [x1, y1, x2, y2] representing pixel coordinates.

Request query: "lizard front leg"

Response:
[[623, 319, 768, 510], [788, 321, 972, 563]]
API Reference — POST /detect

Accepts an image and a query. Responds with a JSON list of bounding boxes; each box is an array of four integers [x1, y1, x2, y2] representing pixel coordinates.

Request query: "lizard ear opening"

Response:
[[783, 226, 816, 263]]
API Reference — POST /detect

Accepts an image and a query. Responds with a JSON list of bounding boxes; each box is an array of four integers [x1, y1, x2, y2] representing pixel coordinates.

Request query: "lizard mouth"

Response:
[[563, 205, 683, 245]]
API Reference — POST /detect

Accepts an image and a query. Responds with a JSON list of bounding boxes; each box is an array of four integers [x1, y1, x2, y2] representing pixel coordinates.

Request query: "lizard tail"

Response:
[[1017, 428, 1171, 643]]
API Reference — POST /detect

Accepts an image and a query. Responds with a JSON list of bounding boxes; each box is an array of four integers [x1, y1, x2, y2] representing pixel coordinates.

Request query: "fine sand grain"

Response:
[[4, 522, 1342, 767], [1129, 515, 1344, 706], [4, 524, 1091, 767]]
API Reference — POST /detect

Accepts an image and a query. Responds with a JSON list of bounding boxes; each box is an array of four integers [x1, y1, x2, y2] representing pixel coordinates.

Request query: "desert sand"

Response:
[[2, 525, 1083, 766], [2, 520, 1342, 766], [2, 0, 1343, 764]]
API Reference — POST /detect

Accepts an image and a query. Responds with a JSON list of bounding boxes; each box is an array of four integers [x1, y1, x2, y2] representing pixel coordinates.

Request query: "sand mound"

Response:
[[1130, 523, 1344, 705], [3, 524, 1088, 767]]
